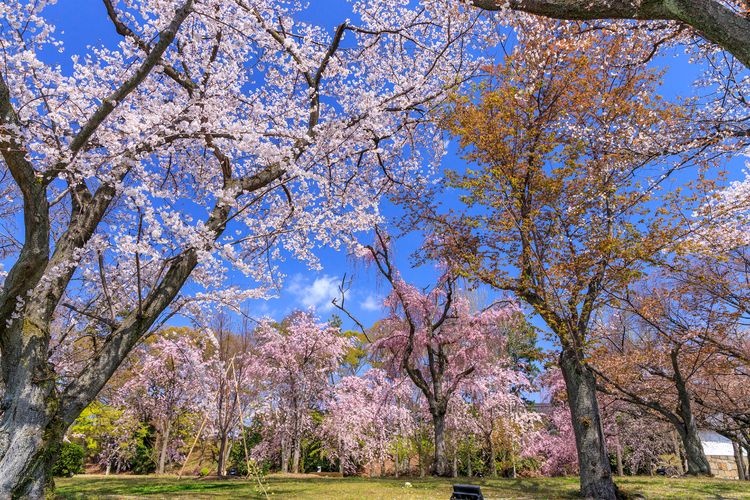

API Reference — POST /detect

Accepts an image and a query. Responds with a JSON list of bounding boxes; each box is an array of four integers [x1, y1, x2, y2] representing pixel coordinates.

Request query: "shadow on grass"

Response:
[[56, 474, 750, 499]]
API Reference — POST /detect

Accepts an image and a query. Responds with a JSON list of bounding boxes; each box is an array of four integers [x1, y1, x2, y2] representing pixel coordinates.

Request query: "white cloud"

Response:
[[360, 293, 383, 312], [288, 274, 341, 312]]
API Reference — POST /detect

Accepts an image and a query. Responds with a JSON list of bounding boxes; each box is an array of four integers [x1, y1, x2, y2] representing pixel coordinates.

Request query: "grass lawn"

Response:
[[55, 474, 750, 499]]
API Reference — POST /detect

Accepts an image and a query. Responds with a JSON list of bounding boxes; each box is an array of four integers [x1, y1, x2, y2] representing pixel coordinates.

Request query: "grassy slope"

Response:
[[55, 474, 750, 499]]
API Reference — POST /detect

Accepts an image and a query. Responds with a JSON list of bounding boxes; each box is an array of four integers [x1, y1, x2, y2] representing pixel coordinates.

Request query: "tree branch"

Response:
[[472, 0, 750, 68]]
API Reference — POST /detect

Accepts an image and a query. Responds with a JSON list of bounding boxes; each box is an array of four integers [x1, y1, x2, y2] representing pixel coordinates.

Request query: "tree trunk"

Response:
[[395, 449, 400, 478], [671, 429, 685, 474], [613, 424, 624, 477], [467, 445, 472, 477], [158, 419, 172, 474], [489, 438, 497, 478], [292, 436, 301, 474], [281, 432, 290, 473], [0, 320, 64, 499], [733, 441, 746, 481], [217, 432, 229, 477], [0, 396, 63, 498], [614, 441, 623, 477], [559, 348, 618, 500], [674, 425, 710, 475], [338, 440, 345, 476], [431, 411, 448, 476], [671, 350, 711, 476]]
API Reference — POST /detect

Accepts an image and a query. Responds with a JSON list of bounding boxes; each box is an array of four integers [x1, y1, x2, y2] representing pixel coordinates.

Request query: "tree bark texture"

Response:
[[671, 429, 685, 474], [671, 350, 712, 476], [431, 411, 448, 476], [0, 317, 67, 498], [733, 441, 747, 481], [560, 348, 618, 500]]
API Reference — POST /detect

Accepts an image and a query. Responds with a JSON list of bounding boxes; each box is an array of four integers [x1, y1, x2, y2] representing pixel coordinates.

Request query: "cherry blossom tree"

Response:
[[117, 334, 213, 474], [692, 355, 750, 472], [677, 179, 750, 365], [359, 229, 519, 476], [668, 158, 750, 466], [594, 281, 733, 475], [320, 368, 413, 475], [463, 369, 537, 477], [602, 402, 679, 476], [207, 313, 255, 477], [250, 311, 349, 473], [0, 0, 495, 494], [523, 370, 578, 476]]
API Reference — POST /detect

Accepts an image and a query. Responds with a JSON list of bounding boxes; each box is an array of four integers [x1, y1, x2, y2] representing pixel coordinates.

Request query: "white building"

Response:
[[699, 430, 747, 480]]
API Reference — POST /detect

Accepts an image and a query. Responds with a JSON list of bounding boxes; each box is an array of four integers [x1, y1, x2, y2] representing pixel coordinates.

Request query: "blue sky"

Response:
[[28, 0, 748, 346]]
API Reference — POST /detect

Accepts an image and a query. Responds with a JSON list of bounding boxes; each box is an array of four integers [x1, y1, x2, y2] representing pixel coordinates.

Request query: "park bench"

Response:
[[450, 483, 484, 500]]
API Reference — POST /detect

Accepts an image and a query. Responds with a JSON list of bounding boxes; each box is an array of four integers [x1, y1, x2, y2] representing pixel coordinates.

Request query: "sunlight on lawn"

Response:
[[56, 474, 750, 499]]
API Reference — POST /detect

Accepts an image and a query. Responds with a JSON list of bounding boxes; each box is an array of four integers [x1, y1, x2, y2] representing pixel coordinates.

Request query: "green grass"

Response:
[[55, 474, 750, 499]]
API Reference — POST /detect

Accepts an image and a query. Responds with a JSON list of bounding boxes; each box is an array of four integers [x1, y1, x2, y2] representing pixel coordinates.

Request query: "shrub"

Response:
[[52, 442, 85, 477], [130, 442, 157, 474]]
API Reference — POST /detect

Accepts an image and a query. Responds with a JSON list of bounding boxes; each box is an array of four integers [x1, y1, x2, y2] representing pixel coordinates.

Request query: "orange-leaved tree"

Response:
[[436, 19, 701, 498]]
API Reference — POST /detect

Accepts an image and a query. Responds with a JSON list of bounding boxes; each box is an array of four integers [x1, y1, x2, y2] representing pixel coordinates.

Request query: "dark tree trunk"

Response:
[[671, 429, 685, 474], [671, 350, 711, 476], [215, 375, 230, 477], [560, 348, 618, 500], [0, 5, 197, 494], [733, 441, 746, 481], [674, 424, 710, 476], [431, 411, 448, 476], [290, 400, 301, 474], [467, 445, 472, 477]]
